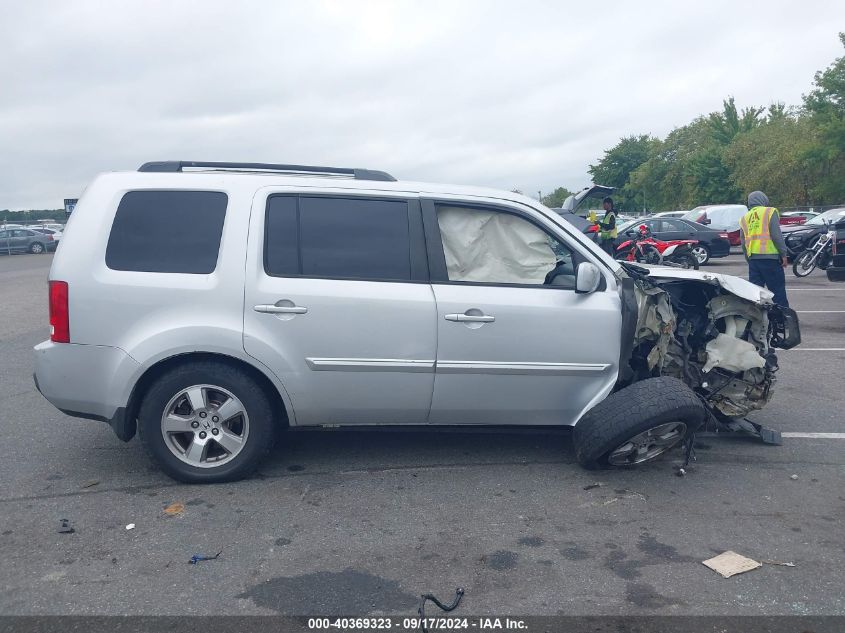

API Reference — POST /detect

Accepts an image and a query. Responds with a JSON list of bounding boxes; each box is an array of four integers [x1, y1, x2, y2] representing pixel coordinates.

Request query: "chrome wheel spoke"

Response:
[[163, 413, 193, 434], [185, 387, 206, 412], [215, 397, 242, 423], [215, 429, 243, 455], [185, 438, 208, 464], [608, 422, 687, 466]]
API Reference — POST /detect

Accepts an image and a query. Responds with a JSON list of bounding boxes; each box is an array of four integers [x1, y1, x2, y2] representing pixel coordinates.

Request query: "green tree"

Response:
[[540, 186, 573, 208], [802, 32, 845, 204], [588, 135, 658, 212]]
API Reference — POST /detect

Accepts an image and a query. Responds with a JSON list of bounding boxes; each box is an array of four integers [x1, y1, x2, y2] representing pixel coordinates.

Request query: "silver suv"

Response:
[[34, 161, 801, 482]]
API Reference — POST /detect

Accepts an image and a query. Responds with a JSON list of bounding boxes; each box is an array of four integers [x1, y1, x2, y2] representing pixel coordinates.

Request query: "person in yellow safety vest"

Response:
[[739, 191, 789, 307], [595, 196, 618, 256]]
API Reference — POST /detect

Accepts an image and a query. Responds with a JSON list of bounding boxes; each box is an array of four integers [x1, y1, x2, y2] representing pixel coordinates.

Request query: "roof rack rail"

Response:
[[137, 161, 397, 182]]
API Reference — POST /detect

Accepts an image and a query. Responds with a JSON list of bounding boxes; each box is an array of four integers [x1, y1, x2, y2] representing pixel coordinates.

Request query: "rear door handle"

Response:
[[254, 304, 308, 314], [445, 313, 495, 323]]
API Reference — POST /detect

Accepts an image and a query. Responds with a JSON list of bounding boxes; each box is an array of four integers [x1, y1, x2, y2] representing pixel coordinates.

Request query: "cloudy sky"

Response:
[[1, 0, 843, 209]]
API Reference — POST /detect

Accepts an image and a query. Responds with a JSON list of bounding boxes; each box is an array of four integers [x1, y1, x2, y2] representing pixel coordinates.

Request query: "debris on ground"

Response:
[[81, 480, 99, 489], [163, 502, 185, 516], [125, 523, 135, 531], [189, 551, 222, 565], [583, 482, 604, 491], [418, 588, 464, 633], [58, 519, 74, 534], [761, 559, 796, 567], [702, 551, 762, 578], [790, 474, 799, 480]]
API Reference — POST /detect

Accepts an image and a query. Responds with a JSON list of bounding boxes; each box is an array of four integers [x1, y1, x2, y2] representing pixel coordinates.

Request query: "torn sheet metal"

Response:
[[642, 266, 775, 305], [437, 206, 557, 284]]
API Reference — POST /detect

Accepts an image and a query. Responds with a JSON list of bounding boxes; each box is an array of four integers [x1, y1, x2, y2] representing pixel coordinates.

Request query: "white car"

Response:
[[33, 161, 801, 482]]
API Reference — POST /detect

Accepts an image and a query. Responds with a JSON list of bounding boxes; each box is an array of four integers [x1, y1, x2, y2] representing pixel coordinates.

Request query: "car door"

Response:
[[243, 190, 437, 426], [423, 198, 622, 426], [10, 230, 29, 252]]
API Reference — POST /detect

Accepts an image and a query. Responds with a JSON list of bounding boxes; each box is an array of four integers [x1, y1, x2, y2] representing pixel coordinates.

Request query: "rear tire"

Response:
[[138, 361, 276, 483], [573, 377, 707, 469], [675, 253, 699, 270], [690, 244, 710, 265]]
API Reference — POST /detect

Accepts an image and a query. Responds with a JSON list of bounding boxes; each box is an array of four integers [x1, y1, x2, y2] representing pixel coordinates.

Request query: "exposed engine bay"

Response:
[[624, 266, 801, 419]]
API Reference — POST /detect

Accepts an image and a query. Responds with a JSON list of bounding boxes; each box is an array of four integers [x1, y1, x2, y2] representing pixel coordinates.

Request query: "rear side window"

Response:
[[264, 196, 411, 281], [106, 191, 227, 273]]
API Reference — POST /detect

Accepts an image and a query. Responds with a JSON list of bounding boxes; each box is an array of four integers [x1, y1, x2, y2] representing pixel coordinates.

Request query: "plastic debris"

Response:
[[761, 559, 796, 568], [790, 474, 799, 480], [58, 519, 75, 534], [702, 551, 762, 578], [189, 550, 222, 565], [163, 502, 185, 516], [583, 483, 604, 491], [125, 523, 135, 531], [81, 480, 100, 489]]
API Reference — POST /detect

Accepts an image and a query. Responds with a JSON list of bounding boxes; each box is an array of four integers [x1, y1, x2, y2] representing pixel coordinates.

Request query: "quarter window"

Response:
[[106, 191, 227, 273]]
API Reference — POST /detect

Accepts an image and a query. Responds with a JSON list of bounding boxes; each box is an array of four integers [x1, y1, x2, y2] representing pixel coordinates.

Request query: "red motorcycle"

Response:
[[614, 224, 700, 269]]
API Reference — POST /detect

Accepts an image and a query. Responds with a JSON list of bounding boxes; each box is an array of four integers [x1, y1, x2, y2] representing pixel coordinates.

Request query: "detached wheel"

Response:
[[573, 377, 707, 469], [30, 242, 45, 254], [690, 244, 710, 265], [138, 361, 276, 483]]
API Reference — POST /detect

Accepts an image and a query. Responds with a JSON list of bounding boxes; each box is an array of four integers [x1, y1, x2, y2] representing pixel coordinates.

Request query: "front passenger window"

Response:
[[435, 205, 576, 288]]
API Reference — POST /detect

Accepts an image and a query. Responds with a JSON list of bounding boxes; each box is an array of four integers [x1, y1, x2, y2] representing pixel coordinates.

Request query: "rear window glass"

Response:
[[106, 191, 227, 273], [264, 196, 411, 281]]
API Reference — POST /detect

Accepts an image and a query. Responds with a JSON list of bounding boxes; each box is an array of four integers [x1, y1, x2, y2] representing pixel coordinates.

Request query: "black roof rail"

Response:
[[137, 161, 397, 182]]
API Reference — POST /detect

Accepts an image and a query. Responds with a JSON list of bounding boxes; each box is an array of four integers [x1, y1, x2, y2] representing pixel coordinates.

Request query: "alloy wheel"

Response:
[[607, 421, 687, 466]]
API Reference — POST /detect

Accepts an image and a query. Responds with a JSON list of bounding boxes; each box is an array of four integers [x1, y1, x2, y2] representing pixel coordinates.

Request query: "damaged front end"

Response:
[[623, 267, 800, 420]]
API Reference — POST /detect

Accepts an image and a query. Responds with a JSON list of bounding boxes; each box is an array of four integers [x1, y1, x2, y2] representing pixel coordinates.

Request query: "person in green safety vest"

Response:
[[739, 191, 789, 307], [595, 197, 618, 256]]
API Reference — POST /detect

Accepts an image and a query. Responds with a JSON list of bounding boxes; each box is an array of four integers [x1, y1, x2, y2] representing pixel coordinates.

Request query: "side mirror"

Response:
[[575, 262, 602, 294], [702, 218, 711, 225]]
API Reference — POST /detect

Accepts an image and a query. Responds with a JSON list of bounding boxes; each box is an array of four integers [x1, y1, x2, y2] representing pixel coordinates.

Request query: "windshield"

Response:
[[806, 208, 845, 225]]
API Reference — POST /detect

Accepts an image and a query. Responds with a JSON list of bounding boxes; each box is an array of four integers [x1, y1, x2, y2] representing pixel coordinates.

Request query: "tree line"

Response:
[[543, 32, 845, 214]]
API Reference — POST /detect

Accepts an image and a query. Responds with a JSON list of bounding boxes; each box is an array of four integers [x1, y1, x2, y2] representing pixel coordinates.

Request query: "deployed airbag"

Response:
[[437, 206, 556, 284]]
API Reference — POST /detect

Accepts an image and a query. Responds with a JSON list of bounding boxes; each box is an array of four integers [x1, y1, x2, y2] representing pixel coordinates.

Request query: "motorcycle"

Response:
[[792, 221, 836, 277], [615, 225, 700, 269]]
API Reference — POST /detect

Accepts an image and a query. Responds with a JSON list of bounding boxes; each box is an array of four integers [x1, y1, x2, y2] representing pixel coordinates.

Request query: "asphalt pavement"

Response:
[[0, 250, 843, 617]]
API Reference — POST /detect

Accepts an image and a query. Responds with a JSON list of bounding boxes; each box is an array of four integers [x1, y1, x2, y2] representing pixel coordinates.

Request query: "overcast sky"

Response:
[[1, 0, 843, 209]]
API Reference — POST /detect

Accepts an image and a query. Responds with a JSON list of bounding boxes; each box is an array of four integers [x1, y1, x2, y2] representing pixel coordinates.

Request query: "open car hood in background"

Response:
[[561, 184, 615, 213]]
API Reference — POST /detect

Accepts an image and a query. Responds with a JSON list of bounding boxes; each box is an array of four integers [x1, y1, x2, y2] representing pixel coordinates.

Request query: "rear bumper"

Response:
[[827, 266, 845, 282], [33, 341, 140, 441], [708, 240, 731, 258]]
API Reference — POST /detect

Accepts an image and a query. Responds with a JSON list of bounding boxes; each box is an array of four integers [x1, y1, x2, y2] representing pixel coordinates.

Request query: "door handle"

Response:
[[445, 313, 495, 323], [254, 304, 308, 314]]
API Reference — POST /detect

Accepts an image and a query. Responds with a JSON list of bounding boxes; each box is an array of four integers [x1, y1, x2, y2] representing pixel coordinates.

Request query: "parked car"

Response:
[[780, 211, 818, 226], [826, 217, 845, 282], [0, 227, 57, 254], [682, 205, 748, 246], [650, 211, 688, 219], [33, 161, 799, 483], [615, 217, 730, 265], [782, 208, 845, 258], [27, 226, 63, 242], [551, 184, 617, 241]]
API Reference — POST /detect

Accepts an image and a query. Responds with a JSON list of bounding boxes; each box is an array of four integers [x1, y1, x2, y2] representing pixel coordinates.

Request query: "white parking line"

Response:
[[781, 348, 845, 351], [796, 310, 845, 313], [782, 432, 845, 439]]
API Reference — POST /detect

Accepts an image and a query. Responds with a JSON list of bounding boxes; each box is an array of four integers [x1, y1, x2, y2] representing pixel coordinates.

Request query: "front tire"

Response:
[[138, 361, 276, 483], [573, 377, 707, 469], [792, 250, 817, 277], [30, 242, 44, 254]]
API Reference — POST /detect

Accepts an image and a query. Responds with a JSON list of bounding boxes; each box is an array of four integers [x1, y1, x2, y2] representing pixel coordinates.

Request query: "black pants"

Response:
[[600, 239, 615, 256], [748, 258, 789, 307]]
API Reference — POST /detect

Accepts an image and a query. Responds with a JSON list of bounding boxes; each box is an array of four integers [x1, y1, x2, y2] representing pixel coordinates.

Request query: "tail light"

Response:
[[46, 234, 54, 241], [49, 281, 69, 343]]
